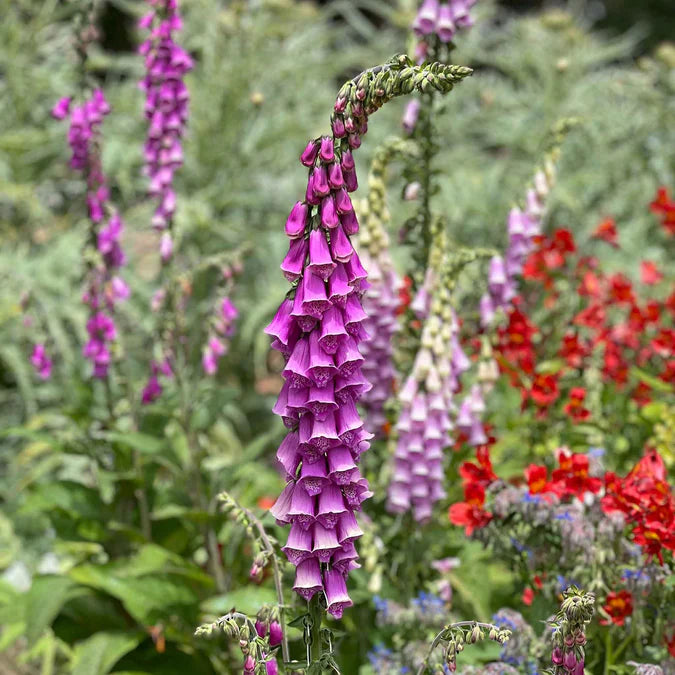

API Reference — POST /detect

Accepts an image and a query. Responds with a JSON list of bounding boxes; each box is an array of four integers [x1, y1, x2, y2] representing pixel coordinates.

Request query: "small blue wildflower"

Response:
[[588, 447, 605, 457], [554, 511, 574, 521]]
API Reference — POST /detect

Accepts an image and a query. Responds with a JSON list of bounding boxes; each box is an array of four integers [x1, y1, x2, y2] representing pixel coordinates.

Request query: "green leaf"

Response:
[[24, 576, 81, 646], [71, 632, 143, 675], [629, 367, 674, 394], [103, 432, 166, 455]]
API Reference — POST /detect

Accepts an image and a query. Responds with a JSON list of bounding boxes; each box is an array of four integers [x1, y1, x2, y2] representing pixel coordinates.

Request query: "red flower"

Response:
[[563, 387, 591, 423], [592, 218, 619, 247], [522, 587, 535, 606], [574, 303, 606, 331], [525, 464, 551, 495], [459, 446, 498, 488], [631, 381, 652, 407], [559, 332, 588, 369], [602, 342, 629, 386], [600, 590, 633, 626], [448, 483, 492, 535], [601, 449, 675, 563], [529, 373, 560, 408], [640, 260, 664, 285], [608, 273, 635, 305], [551, 451, 602, 500], [495, 307, 538, 376], [650, 187, 675, 236], [397, 276, 413, 315], [651, 328, 675, 358]]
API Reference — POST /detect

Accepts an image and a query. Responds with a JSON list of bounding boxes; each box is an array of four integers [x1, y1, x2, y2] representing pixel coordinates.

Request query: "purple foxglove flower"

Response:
[[141, 375, 162, 404], [413, 0, 439, 35], [308, 229, 336, 280], [402, 99, 421, 134], [436, 3, 456, 42], [301, 271, 332, 318], [255, 620, 267, 638], [265, 659, 278, 675], [334, 188, 353, 215], [312, 165, 330, 197], [300, 140, 319, 167], [285, 201, 308, 239], [324, 568, 353, 619], [319, 136, 334, 162], [244, 655, 256, 674], [269, 621, 283, 647], [160, 232, 173, 262], [293, 557, 323, 600], [328, 162, 344, 189], [563, 651, 577, 671], [318, 306, 347, 354], [51, 97, 72, 120], [30, 344, 52, 380], [281, 238, 308, 282], [329, 224, 353, 263], [282, 522, 313, 564], [320, 194, 339, 229]]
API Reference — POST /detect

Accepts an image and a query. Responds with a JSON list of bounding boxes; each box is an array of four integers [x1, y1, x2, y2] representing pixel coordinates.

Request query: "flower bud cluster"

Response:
[[549, 587, 594, 675]]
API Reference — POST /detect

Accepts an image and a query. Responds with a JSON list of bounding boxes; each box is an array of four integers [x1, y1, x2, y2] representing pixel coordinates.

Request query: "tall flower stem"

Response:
[[308, 594, 324, 664]]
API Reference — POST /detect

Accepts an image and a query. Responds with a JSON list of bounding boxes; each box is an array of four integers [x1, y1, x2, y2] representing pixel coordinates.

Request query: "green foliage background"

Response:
[[0, 0, 673, 673]]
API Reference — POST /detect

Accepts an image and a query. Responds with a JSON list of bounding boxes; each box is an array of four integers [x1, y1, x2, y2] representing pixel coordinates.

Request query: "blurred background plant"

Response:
[[0, 0, 673, 673]]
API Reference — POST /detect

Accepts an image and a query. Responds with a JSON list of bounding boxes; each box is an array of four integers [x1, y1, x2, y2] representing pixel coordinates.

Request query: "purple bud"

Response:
[[319, 136, 334, 163], [285, 201, 308, 239], [269, 621, 283, 647], [300, 140, 319, 167]]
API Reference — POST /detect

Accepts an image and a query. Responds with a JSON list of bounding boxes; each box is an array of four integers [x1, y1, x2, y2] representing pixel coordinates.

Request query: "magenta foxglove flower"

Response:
[[266, 126, 374, 615], [202, 294, 238, 376], [359, 232, 402, 438], [30, 344, 52, 380], [53, 89, 128, 378], [479, 167, 554, 329], [139, 0, 193, 233], [386, 304, 471, 520]]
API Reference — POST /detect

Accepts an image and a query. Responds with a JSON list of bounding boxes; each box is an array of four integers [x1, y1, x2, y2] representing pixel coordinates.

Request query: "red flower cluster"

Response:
[[494, 206, 674, 415], [448, 447, 495, 535], [650, 187, 675, 236], [600, 590, 633, 626], [602, 449, 675, 564], [525, 449, 602, 501]]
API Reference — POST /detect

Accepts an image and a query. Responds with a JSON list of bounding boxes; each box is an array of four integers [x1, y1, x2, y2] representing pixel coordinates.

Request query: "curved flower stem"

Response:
[[236, 504, 291, 664], [416, 621, 502, 675]]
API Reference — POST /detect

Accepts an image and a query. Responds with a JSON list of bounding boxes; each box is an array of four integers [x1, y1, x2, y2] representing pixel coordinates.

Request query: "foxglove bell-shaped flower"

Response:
[[267, 126, 374, 616]]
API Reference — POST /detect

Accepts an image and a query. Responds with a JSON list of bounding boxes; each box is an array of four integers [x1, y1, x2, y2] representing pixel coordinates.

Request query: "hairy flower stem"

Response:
[[416, 621, 507, 675], [308, 594, 324, 665], [418, 92, 437, 273], [232, 500, 290, 664]]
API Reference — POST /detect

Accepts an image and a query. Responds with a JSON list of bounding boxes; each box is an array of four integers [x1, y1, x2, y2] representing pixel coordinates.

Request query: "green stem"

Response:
[[604, 629, 612, 675], [309, 594, 324, 666]]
